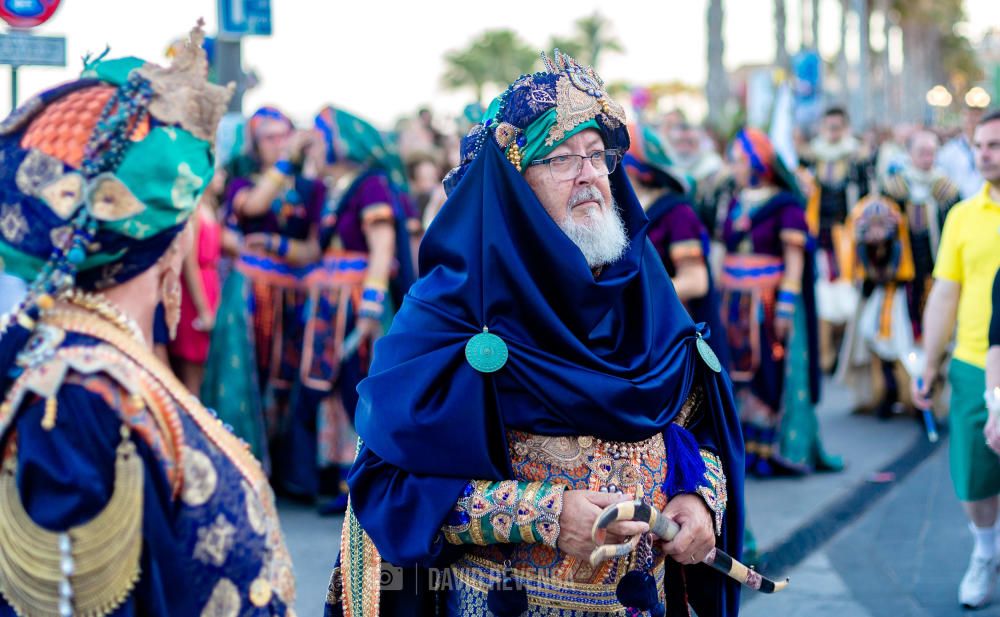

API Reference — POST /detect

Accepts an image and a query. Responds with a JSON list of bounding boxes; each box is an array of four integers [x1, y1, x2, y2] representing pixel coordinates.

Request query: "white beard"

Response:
[[557, 188, 630, 269]]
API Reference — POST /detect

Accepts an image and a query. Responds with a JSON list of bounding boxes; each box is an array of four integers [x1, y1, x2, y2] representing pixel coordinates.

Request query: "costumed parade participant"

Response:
[[202, 105, 326, 483], [0, 25, 295, 615], [836, 195, 917, 416], [285, 106, 416, 512], [881, 129, 961, 339], [623, 123, 730, 370], [800, 106, 870, 372], [720, 128, 841, 476], [326, 50, 749, 617], [664, 122, 726, 237]]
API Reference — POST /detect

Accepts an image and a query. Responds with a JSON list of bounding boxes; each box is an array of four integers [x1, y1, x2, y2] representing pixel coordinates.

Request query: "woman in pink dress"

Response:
[[170, 171, 225, 392]]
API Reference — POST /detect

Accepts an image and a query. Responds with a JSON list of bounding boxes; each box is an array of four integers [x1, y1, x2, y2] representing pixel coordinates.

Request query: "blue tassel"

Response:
[[662, 423, 707, 498], [487, 566, 528, 617], [616, 570, 661, 612]]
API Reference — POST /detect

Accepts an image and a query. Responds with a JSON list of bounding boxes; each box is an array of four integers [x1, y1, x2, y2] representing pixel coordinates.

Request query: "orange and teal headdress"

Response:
[[622, 123, 689, 194], [0, 23, 231, 313]]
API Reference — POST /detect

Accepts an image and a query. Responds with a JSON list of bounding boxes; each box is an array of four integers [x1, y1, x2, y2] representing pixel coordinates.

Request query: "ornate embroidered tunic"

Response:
[[0, 306, 296, 616], [439, 392, 725, 616]]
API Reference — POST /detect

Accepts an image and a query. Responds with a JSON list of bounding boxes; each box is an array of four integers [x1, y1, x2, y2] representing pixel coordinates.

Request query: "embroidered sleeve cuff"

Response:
[[668, 240, 704, 262], [442, 480, 565, 548], [695, 450, 727, 535], [360, 203, 395, 228]]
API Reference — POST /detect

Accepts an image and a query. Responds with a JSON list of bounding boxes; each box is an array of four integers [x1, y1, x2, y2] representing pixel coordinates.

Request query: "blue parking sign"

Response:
[[218, 0, 271, 38]]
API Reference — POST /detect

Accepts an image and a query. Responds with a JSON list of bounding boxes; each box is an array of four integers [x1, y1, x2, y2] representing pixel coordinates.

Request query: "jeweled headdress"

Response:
[[444, 49, 629, 193]]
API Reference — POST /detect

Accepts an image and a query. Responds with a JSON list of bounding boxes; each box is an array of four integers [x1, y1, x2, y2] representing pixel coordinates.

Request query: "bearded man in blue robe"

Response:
[[327, 51, 745, 617]]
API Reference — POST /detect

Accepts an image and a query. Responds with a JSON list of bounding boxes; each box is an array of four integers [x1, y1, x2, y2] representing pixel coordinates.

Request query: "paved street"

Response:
[[279, 500, 341, 616], [743, 441, 999, 617]]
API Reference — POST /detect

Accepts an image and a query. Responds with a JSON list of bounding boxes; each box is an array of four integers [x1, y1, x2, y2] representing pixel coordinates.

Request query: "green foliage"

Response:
[[547, 12, 624, 69], [549, 35, 584, 62], [441, 29, 539, 103], [892, 0, 982, 86]]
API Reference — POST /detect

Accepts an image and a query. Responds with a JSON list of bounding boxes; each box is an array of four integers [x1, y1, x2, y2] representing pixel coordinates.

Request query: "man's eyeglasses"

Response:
[[528, 149, 621, 182]]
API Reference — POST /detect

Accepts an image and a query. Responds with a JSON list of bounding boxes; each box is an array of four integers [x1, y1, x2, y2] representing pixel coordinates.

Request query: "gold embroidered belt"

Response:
[[451, 554, 665, 613]]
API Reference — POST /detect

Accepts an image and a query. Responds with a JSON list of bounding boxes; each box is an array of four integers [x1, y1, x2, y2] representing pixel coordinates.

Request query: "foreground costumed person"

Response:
[[0, 24, 295, 616], [325, 51, 748, 617]]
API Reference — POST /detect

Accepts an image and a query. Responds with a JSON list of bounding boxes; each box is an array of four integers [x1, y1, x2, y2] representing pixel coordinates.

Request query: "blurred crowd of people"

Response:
[[4, 23, 1000, 613], [139, 102, 491, 515], [135, 96, 997, 522]]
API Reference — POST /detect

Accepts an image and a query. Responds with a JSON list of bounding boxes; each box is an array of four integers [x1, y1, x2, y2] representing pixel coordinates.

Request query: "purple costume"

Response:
[[227, 172, 325, 494], [720, 190, 811, 476]]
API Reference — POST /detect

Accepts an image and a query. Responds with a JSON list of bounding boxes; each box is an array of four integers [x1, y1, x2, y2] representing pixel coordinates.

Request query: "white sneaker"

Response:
[[959, 553, 999, 608]]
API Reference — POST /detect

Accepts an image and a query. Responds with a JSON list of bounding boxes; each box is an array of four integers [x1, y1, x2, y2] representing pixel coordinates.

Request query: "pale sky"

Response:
[[3, 0, 998, 127]]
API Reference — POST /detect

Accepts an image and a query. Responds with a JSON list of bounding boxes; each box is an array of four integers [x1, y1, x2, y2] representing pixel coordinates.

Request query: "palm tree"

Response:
[[837, 0, 849, 98], [479, 30, 539, 82], [853, 0, 870, 126], [811, 0, 820, 50], [549, 35, 585, 63], [706, 0, 729, 129], [548, 12, 624, 70], [441, 30, 538, 104], [574, 13, 624, 68], [442, 46, 491, 103], [774, 0, 790, 70], [893, 0, 981, 122]]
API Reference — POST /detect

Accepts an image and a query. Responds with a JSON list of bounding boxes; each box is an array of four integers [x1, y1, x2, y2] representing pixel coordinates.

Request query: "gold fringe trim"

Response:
[[0, 426, 143, 617]]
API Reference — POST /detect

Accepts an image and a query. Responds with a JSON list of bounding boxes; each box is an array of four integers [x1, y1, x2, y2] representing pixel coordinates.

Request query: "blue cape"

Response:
[[348, 140, 746, 615]]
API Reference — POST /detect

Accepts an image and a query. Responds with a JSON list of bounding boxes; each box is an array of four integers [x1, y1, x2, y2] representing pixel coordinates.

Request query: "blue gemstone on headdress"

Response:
[[67, 246, 86, 265], [516, 135, 526, 148]]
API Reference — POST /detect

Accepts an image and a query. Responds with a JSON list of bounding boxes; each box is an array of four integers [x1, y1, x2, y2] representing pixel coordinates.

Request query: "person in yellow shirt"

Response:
[[913, 109, 1000, 609]]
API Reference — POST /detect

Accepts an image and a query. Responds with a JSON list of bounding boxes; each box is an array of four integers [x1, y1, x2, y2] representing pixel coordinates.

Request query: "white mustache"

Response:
[[568, 186, 605, 209]]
